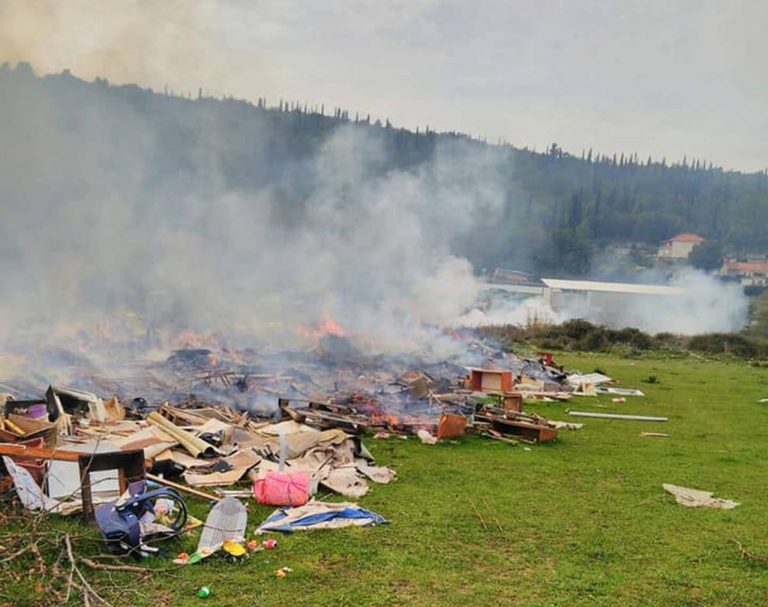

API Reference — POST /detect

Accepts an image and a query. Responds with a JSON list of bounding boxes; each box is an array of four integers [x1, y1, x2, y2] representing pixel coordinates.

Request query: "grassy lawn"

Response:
[[4, 353, 768, 606]]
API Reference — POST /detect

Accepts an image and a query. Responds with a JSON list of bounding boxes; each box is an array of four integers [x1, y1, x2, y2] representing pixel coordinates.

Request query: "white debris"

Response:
[[662, 483, 740, 510], [417, 430, 437, 445]]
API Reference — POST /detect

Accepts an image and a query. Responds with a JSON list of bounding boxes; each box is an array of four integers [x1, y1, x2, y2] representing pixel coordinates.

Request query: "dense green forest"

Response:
[[2, 62, 767, 277]]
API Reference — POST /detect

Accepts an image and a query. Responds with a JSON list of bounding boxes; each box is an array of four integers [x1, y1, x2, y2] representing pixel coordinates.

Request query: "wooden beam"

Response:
[[146, 473, 221, 502], [0, 443, 82, 462]]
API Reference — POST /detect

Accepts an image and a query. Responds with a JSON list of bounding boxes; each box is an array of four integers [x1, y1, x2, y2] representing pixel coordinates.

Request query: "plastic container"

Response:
[[26, 404, 48, 420]]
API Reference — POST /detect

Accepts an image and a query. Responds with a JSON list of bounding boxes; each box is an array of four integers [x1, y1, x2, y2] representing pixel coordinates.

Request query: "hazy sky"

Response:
[[1, 0, 766, 171]]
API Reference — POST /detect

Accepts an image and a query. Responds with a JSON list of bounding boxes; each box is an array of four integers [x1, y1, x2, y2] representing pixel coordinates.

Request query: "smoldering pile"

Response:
[[0, 329, 592, 456], [0, 326, 654, 566]]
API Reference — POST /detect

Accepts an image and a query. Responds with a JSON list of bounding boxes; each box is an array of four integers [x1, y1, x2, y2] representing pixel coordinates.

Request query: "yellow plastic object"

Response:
[[4, 418, 25, 435], [222, 540, 246, 557]]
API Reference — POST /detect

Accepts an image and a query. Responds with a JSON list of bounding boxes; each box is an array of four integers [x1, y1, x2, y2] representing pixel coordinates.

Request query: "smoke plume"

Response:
[[622, 269, 748, 334], [459, 268, 748, 335], [0, 65, 506, 355], [0, 64, 749, 369]]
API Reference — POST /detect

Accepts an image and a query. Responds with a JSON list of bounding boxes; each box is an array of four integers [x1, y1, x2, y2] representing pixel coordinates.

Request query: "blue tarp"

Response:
[[257, 502, 389, 533]]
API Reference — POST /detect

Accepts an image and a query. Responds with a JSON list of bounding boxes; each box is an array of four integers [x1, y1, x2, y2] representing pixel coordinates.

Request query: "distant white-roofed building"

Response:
[[541, 278, 685, 297], [541, 278, 687, 328]]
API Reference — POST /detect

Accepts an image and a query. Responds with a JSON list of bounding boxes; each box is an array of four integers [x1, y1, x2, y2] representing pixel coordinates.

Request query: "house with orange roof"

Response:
[[657, 233, 705, 260], [720, 259, 768, 287]]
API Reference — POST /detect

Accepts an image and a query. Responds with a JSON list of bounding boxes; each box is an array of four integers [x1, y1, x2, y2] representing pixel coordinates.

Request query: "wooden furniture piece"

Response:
[[468, 369, 513, 393], [0, 443, 146, 521], [77, 449, 146, 521]]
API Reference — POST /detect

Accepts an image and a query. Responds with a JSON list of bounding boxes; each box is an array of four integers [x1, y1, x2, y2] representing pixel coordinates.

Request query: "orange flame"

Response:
[[297, 314, 348, 342], [318, 314, 346, 337], [174, 331, 224, 350]]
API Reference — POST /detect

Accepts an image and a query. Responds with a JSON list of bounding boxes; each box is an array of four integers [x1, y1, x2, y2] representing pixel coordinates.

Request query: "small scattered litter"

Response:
[[276, 566, 293, 578], [196, 586, 211, 599], [611, 397, 626, 403], [640, 432, 669, 438], [663, 484, 740, 509], [222, 539, 247, 558], [245, 538, 278, 553], [417, 430, 438, 445]]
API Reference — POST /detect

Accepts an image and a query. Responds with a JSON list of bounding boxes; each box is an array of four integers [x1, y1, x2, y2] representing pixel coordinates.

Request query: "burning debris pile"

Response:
[[0, 325, 643, 566]]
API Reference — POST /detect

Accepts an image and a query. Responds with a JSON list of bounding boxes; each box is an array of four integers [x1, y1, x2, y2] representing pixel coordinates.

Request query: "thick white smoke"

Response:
[[458, 295, 564, 328], [0, 65, 749, 371], [457, 268, 748, 335], [624, 269, 748, 334], [0, 69, 507, 355]]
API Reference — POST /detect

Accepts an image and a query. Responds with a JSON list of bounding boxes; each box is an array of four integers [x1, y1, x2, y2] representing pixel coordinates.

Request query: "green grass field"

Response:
[[3, 353, 768, 606]]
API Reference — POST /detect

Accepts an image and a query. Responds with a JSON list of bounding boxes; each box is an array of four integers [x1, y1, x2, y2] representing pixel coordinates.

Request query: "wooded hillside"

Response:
[[2, 62, 766, 277]]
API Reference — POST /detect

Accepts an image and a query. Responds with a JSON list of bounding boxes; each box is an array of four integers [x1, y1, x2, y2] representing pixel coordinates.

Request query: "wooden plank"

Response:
[[146, 473, 221, 502], [0, 443, 82, 462]]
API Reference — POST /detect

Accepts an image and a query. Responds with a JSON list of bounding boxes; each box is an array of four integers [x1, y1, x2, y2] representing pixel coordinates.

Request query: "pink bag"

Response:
[[253, 471, 310, 506]]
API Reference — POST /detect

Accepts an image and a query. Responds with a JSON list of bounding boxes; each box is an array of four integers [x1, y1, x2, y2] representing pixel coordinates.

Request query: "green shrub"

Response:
[[687, 333, 758, 358], [476, 319, 768, 360]]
